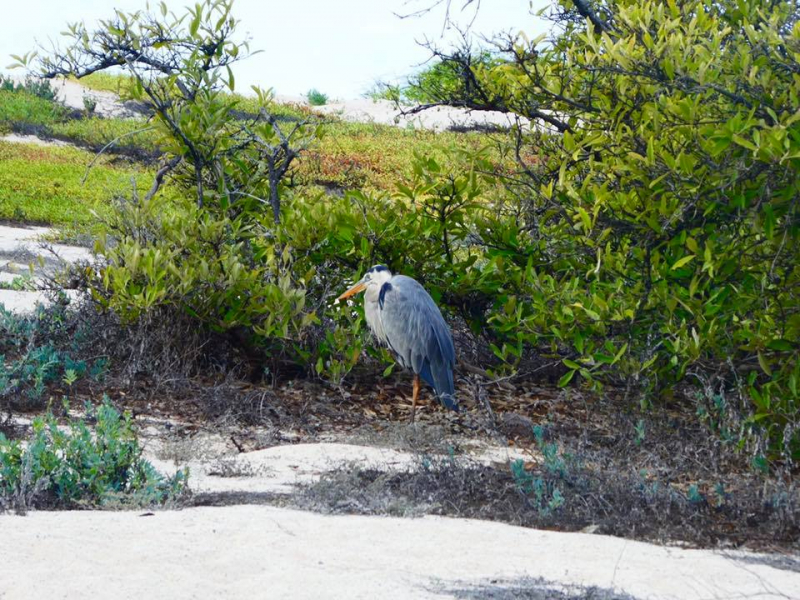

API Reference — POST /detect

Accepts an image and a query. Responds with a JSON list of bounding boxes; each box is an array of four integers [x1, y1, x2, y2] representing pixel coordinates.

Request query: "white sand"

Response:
[[0, 224, 90, 313], [52, 77, 140, 119], [1, 505, 797, 600], [0, 224, 92, 264], [145, 441, 529, 496], [0, 133, 72, 147], [314, 97, 527, 132]]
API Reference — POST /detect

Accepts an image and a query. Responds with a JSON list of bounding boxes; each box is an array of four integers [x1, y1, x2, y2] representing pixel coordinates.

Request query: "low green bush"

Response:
[[0, 75, 57, 102], [306, 88, 329, 106], [0, 302, 108, 411], [0, 89, 66, 127], [0, 398, 187, 511], [92, 193, 316, 358]]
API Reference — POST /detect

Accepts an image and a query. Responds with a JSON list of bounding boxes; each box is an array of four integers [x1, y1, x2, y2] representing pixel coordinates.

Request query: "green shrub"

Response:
[[411, 0, 800, 462], [0, 89, 66, 127], [0, 398, 187, 511], [0, 75, 57, 102], [406, 52, 500, 105], [509, 425, 575, 516], [306, 88, 329, 106], [82, 95, 97, 115], [92, 193, 316, 353], [0, 302, 108, 411], [0, 273, 35, 291], [366, 52, 500, 105], [363, 82, 404, 104]]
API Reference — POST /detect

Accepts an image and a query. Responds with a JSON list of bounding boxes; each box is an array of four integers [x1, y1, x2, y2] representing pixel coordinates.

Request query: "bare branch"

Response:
[[80, 125, 156, 185], [145, 155, 182, 202]]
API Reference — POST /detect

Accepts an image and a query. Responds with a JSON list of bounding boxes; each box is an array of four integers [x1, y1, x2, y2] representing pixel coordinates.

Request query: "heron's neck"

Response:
[[365, 283, 383, 303]]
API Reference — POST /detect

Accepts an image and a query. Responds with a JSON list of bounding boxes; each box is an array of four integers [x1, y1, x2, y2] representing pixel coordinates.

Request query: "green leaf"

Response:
[[757, 352, 773, 377], [558, 370, 576, 387], [731, 134, 756, 151], [766, 339, 793, 352], [751, 455, 769, 474], [190, 11, 202, 37], [582, 307, 600, 321], [670, 255, 695, 270], [576, 207, 592, 232]]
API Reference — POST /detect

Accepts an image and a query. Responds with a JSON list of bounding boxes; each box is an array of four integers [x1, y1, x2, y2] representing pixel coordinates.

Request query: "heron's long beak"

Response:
[[337, 281, 367, 301]]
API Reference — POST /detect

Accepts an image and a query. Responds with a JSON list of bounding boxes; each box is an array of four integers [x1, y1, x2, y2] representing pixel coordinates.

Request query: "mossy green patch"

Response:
[[72, 72, 134, 96], [296, 120, 502, 192], [0, 90, 68, 127], [0, 141, 152, 226], [50, 118, 160, 154]]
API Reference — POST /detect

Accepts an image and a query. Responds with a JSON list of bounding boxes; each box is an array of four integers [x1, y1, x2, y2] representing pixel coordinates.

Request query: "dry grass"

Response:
[[445, 578, 636, 600], [293, 448, 799, 551]]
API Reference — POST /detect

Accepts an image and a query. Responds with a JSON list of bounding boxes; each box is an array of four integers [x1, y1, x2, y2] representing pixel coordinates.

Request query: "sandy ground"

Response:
[[0, 133, 73, 147], [52, 77, 141, 119], [2, 432, 798, 599], [1, 504, 798, 600], [149, 441, 424, 494], [0, 224, 89, 313], [145, 436, 530, 496], [314, 97, 529, 132]]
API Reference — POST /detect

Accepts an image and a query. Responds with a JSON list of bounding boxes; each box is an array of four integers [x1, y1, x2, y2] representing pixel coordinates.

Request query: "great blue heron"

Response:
[[337, 265, 458, 420]]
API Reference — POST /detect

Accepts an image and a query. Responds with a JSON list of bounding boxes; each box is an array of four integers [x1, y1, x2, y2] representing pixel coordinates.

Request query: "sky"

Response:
[[0, 0, 548, 99]]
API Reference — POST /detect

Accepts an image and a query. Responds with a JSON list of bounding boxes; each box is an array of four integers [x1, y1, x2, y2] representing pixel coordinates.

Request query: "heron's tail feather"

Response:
[[420, 358, 458, 412], [431, 359, 458, 412], [438, 392, 460, 412]]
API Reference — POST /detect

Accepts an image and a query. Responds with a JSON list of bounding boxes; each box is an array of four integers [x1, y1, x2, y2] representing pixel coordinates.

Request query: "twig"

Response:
[[81, 125, 155, 184], [457, 359, 515, 391], [144, 155, 182, 201]]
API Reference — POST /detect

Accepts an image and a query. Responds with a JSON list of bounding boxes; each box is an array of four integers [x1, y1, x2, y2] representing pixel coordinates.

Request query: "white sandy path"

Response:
[[143, 441, 530, 495], [1, 505, 798, 600], [0, 224, 90, 313], [0, 133, 73, 147], [5, 74, 138, 119], [0, 224, 91, 264], [314, 97, 529, 132]]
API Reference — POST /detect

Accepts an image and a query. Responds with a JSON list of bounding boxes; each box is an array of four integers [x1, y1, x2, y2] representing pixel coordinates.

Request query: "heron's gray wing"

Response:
[[377, 275, 456, 408]]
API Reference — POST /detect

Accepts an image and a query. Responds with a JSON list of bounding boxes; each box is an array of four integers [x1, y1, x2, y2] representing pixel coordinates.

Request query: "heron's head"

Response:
[[337, 265, 392, 301]]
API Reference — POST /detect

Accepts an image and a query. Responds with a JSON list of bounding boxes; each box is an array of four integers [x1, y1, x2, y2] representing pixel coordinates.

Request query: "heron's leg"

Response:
[[410, 374, 420, 422]]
